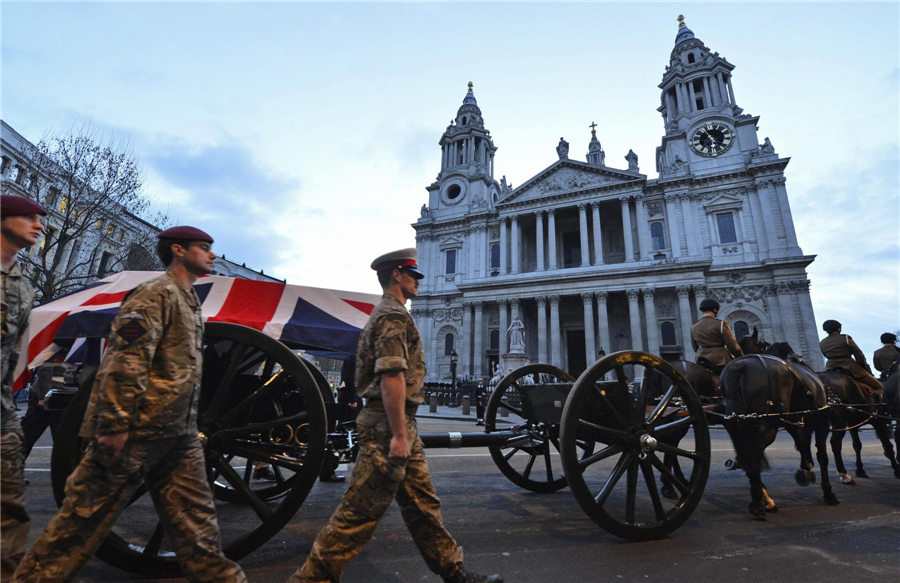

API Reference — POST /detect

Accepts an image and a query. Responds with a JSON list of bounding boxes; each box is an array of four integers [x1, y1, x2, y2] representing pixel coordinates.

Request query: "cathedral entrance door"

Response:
[[566, 330, 587, 377]]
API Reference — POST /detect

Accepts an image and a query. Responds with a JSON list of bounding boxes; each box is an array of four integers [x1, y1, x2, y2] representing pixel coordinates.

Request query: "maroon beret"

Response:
[[1, 195, 47, 218], [156, 225, 214, 243]]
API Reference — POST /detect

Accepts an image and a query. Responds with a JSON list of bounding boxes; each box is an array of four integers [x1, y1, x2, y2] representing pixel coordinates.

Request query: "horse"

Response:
[[882, 355, 900, 447], [721, 336, 838, 519], [765, 343, 900, 483], [643, 360, 722, 499]]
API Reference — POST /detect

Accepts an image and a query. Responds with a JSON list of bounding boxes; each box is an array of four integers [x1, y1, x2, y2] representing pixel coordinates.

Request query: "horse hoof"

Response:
[[808, 469, 817, 484], [893, 470, 900, 480], [794, 469, 811, 487], [823, 491, 840, 506], [724, 458, 739, 470], [661, 485, 678, 500], [839, 474, 856, 486], [765, 503, 779, 513], [748, 503, 767, 520], [855, 469, 869, 479]]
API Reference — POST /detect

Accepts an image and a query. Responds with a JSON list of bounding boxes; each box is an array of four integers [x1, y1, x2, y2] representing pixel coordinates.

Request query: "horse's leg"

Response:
[[829, 425, 854, 485], [724, 419, 767, 519], [786, 425, 815, 486], [814, 417, 839, 505], [850, 428, 868, 478], [761, 483, 778, 512], [873, 420, 900, 479]]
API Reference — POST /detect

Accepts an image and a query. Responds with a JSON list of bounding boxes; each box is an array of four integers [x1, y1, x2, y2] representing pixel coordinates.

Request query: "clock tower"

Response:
[[655, 16, 763, 178]]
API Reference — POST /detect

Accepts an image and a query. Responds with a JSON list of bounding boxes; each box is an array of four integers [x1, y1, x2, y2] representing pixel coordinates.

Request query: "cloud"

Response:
[[144, 139, 305, 273]]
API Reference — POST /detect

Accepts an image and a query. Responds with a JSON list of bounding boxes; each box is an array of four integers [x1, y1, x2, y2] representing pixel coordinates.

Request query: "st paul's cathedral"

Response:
[[409, 17, 822, 382]]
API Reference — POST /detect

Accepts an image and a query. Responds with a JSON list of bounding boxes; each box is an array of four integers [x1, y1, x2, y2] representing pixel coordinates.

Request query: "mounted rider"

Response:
[[873, 332, 900, 381], [690, 298, 743, 375], [819, 320, 883, 397]]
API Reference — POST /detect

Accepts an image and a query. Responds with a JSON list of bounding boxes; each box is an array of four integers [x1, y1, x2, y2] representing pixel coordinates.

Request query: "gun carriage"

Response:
[[24, 273, 711, 577]]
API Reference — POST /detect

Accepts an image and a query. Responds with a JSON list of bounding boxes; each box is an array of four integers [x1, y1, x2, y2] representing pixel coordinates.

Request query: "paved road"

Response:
[[19, 415, 900, 582]]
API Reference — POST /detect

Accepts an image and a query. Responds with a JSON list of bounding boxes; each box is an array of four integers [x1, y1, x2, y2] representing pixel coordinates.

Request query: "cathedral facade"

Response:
[[410, 19, 823, 382]]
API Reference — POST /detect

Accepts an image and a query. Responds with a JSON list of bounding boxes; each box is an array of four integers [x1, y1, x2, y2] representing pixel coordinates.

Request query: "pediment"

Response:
[[439, 236, 464, 248], [702, 194, 743, 209], [499, 160, 643, 205]]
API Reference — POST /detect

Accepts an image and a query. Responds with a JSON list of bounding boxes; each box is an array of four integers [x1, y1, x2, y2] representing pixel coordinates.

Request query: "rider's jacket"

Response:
[[690, 315, 743, 367], [873, 345, 900, 378], [819, 333, 873, 379]]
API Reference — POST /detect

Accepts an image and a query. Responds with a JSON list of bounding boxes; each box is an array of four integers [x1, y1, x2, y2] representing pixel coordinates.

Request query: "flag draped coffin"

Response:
[[13, 271, 380, 390]]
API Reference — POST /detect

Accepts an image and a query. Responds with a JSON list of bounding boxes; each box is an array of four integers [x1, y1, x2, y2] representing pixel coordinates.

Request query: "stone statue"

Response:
[[420, 204, 430, 218], [489, 363, 504, 386], [556, 137, 569, 159], [507, 316, 526, 351], [500, 175, 509, 193], [760, 137, 775, 155], [625, 149, 639, 171]]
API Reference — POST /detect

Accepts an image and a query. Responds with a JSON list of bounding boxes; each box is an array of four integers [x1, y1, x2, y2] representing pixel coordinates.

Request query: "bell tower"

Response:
[[424, 82, 499, 217], [655, 15, 763, 177]]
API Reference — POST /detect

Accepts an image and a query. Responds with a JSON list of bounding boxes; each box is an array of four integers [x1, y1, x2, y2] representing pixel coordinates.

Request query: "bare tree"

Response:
[[2, 124, 168, 302]]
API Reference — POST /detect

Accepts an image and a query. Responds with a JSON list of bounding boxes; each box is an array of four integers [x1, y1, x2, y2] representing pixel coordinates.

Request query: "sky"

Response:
[[2, 1, 898, 359]]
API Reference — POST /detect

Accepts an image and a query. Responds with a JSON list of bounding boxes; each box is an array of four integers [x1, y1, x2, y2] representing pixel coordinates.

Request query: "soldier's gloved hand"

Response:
[[389, 434, 410, 466]]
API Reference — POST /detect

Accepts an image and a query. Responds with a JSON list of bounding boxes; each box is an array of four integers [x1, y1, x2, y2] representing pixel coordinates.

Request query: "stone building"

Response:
[[410, 18, 823, 382]]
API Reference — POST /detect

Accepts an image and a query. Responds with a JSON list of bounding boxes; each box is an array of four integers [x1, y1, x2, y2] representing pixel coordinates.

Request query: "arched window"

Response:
[[444, 333, 455, 356], [490, 330, 499, 350], [687, 53, 696, 64], [660, 322, 677, 346], [733, 320, 750, 341], [650, 222, 666, 250], [490, 243, 500, 269]]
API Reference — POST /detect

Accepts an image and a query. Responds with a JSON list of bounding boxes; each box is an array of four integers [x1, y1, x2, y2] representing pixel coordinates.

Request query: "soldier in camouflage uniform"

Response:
[[287, 248, 501, 583], [1, 195, 46, 579], [14, 226, 246, 583]]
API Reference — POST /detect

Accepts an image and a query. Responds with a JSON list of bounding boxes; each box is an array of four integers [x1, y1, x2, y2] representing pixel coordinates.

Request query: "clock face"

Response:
[[690, 123, 734, 157]]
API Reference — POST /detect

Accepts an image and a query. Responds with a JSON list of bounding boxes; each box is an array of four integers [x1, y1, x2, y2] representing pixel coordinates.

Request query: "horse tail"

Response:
[[721, 358, 771, 473]]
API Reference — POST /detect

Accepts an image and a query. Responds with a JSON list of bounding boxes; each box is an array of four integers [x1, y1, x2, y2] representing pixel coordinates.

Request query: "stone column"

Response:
[[694, 285, 708, 310], [480, 225, 488, 278], [473, 301, 484, 378], [591, 202, 604, 265], [547, 209, 558, 270], [679, 196, 698, 256], [664, 194, 682, 258], [531, 296, 546, 364], [497, 299, 509, 354], [595, 291, 611, 356], [535, 211, 545, 271], [634, 195, 650, 260], [627, 289, 643, 351], [578, 203, 590, 267], [582, 292, 596, 365], [620, 197, 635, 262], [461, 301, 473, 377], [687, 81, 697, 112], [676, 286, 695, 361], [511, 214, 520, 274], [499, 218, 508, 274], [773, 178, 800, 251], [549, 295, 562, 368], [764, 284, 785, 342], [675, 83, 685, 114], [747, 186, 770, 259], [701, 77, 712, 109], [775, 283, 803, 354], [726, 76, 737, 106], [754, 181, 780, 255], [794, 280, 825, 369], [716, 72, 728, 104], [643, 288, 659, 355], [709, 75, 720, 106], [467, 227, 477, 280]]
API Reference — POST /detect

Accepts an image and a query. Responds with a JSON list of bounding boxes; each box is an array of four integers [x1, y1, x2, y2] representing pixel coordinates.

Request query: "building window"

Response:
[[444, 333, 455, 356], [490, 329, 499, 350], [661, 322, 677, 346], [106, 223, 115, 236], [687, 53, 696, 64], [98, 251, 113, 277], [40, 228, 55, 254], [59, 197, 69, 212], [733, 320, 750, 341], [716, 212, 737, 244], [96, 219, 103, 230], [490, 243, 500, 269], [447, 184, 461, 200], [650, 221, 666, 250], [562, 231, 581, 267], [445, 249, 457, 274]]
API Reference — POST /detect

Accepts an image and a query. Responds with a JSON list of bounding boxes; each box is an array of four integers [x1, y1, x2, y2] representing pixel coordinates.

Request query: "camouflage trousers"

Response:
[[288, 407, 464, 583], [14, 434, 246, 583], [1, 417, 29, 580]]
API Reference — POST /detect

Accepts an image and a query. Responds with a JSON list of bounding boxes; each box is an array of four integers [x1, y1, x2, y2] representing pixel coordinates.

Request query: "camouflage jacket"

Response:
[[1, 260, 34, 428], [80, 271, 204, 439], [356, 294, 426, 405]]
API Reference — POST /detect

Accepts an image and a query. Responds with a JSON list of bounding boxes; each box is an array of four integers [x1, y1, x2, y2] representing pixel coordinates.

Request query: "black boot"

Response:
[[444, 567, 503, 583]]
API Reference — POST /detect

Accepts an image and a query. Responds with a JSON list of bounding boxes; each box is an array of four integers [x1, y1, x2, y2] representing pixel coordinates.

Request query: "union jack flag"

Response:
[[14, 271, 380, 390]]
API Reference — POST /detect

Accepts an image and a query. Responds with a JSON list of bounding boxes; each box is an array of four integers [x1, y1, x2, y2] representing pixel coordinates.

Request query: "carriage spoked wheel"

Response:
[[485, 363, 594, 493], [50, 322, 328, 577], [559, 351, 710, 541]]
